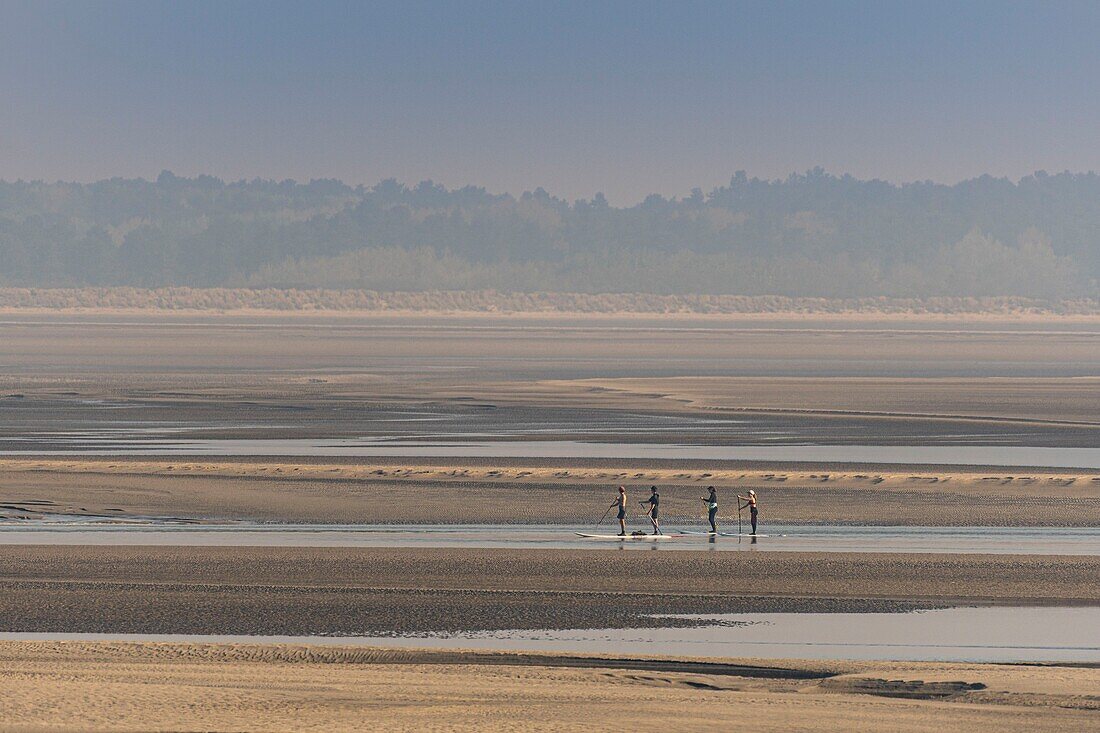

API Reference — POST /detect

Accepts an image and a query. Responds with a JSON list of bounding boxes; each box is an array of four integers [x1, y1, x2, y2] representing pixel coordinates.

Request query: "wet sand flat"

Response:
[[0, 642, 1096, 732], [3, 457, 1099, 525], [0, 546, 1096, 635], [4, 312, 1100, 379], [7, 379, 1100, 450], [5, 314, 1100, 453], [553, 375, 1100, 423], [5, 373, 1100, 446], [2, 312, 1099, 727]]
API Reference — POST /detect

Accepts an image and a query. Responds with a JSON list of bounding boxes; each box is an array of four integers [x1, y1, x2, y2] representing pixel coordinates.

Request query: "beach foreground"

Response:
[[0, 642, 1095, 732]]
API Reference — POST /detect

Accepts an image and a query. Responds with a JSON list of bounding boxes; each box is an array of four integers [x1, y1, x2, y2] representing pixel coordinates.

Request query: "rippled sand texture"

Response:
[[0, 643, 1096, 733], [0, 546, 1096, 634]]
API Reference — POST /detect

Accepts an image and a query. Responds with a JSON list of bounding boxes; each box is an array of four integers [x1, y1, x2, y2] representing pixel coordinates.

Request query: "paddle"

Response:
[[596, 503, 614, 528]]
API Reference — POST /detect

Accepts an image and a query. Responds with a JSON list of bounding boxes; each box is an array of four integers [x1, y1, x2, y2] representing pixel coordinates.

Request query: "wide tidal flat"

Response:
[[0, 312, 1098, 730]]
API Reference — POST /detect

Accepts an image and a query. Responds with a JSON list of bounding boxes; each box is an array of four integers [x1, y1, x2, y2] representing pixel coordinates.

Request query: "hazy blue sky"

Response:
[[2, 0, 1099, 202]]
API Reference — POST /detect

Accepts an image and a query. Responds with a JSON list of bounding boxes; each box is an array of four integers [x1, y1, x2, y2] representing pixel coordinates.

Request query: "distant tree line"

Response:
[[1, 169, 1098, 297]]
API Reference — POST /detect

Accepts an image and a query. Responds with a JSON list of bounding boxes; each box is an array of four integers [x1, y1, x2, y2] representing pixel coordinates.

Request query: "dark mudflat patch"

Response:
[[0, 581, 926, 635], [821, 677, 987, 699]]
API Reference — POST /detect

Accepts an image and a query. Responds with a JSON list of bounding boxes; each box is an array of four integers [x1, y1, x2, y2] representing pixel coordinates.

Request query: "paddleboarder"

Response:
[[738, 489, 759, 535], [611, 485, 628, 536], [701, 486, 719, 534], [642, 486, 661, 535]]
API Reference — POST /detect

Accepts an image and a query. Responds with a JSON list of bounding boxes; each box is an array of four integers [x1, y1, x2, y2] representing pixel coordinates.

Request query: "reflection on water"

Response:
[[422, 606, 1100, 663], [5, 436, 1100, 467], [1, 607, 1096, 663], [0, 522, 1097, 556]]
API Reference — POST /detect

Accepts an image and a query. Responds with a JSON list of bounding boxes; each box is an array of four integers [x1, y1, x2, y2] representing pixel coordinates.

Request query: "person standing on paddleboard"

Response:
[[642, 486, 661, 535], [701, 486, 719, 534], [611, 486, 628, 536], [738, 489, 759, 535]]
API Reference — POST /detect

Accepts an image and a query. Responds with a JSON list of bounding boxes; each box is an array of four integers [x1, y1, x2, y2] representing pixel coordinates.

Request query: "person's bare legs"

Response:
[[618, 517, 626, 536]]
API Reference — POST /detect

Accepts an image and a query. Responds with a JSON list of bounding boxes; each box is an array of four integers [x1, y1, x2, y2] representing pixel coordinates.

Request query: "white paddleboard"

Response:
[[575, 532, 681, 540]]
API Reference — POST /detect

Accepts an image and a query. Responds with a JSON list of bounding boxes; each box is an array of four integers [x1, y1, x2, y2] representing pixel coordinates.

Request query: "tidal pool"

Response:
[[2, 606, 1097, 663]]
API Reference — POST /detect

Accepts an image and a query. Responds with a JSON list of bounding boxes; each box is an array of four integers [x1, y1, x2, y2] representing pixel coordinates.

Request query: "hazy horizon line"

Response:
[[5, 167, 1100, 206]]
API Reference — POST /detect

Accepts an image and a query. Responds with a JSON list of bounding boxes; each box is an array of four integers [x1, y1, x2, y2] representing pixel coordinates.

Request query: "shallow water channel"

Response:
[[2, 606, 1098, 663], [1, 521, 1098, 555]]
